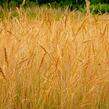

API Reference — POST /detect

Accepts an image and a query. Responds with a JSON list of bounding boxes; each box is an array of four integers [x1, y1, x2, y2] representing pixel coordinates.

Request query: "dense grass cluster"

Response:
[[0, 8, 109, 109]]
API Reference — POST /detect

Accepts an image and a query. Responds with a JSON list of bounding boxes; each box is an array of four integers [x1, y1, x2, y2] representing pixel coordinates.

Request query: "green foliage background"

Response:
[[0, 0, 109, 6], [0, 0, 109, 13]]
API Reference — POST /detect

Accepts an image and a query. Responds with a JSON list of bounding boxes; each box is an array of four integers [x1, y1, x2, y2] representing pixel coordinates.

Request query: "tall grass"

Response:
[[0, 7, 109, 109]]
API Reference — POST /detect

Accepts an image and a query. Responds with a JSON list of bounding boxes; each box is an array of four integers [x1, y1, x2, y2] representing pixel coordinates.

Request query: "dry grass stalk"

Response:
[[37, 44, 47, 73], [0, 67, 7, 81], [4, 48, 9, 67], [21, 0, 26, 7], [86, 0, 90, 16], [75, 16, 88, 36]]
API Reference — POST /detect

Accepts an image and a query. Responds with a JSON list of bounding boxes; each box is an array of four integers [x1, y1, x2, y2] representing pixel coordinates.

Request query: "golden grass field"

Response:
[[0, 7, 109, 109]]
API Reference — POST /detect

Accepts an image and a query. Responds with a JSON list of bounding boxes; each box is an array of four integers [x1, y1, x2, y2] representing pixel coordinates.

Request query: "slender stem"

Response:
[[86, 0, 90, 16], [21, 0, 26, 7]]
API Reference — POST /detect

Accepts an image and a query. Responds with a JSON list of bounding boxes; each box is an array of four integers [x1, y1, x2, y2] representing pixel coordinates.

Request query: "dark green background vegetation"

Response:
[[0, 0, 109, 13]]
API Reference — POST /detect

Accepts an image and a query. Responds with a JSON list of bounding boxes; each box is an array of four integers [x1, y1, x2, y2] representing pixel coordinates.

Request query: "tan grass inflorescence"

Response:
[[0, 8, 109, 109]]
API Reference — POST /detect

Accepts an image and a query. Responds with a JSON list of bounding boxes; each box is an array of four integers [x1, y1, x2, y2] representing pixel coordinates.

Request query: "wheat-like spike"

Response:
[[4, 48, 9, 67], [0, 67, 7, 81]]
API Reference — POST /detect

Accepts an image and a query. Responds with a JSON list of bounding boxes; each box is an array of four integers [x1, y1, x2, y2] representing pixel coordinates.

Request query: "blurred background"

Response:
[[0, 0, 109, 13]]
